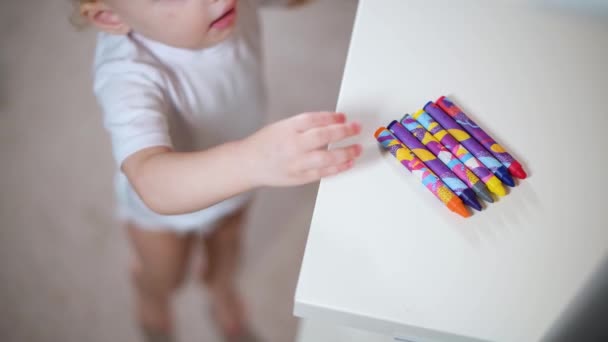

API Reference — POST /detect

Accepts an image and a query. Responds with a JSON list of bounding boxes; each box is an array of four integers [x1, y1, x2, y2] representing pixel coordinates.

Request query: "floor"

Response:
[[0, 1, 358, 341]]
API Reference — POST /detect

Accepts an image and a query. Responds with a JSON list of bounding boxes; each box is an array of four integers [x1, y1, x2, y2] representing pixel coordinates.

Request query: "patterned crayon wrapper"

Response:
[[436, 96, 526, 179], [411, 109, 495, 183], [374, 127, 458, 206], [437, 96, 515, 167], [388, 121, 469, 196], [423, 102, 504, 173], [400, 115, 481, 189]]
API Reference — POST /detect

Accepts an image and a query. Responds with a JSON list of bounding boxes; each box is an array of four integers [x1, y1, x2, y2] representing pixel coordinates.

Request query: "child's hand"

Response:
[[243, 111, 362, 187]]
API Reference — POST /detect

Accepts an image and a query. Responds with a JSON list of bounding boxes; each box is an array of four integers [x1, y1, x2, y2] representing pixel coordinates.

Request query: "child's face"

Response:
[[98, 0, 238, 49]]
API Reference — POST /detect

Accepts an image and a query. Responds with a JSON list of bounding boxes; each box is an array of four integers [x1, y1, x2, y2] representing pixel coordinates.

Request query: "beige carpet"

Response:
[[0, 1, 357, 341]]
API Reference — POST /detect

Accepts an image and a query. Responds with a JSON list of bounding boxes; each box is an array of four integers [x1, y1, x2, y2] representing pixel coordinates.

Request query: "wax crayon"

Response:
[[388, 121, 482, 211], [436, 96, 527, 179], [411, 109, 507, 197], [374, 127, 470, 218], [423, 102, 516, 187], [401, 115, 494, 203]]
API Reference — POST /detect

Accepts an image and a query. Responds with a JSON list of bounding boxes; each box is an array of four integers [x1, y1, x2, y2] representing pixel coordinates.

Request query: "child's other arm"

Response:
[[122, 111, 361, 215]]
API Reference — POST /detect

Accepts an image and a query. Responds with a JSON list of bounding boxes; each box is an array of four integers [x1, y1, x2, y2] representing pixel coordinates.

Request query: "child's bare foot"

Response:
[[209, 287, 259, 342], [141, 328, 174, 342], [136, 295, 172, 333], [135, 295, 174, 342], [209, 287, 245, 335]]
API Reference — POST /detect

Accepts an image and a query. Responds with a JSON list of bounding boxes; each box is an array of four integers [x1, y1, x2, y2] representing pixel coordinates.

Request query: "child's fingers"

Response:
[[299, 122, 361, 150], [293, 112, 346, 132], [292, 144, 362, 171], [299, 160, 355, 182]]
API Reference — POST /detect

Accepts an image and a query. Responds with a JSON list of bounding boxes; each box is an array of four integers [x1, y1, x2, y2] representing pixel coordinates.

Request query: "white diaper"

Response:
[[114, 173, 251, 234]]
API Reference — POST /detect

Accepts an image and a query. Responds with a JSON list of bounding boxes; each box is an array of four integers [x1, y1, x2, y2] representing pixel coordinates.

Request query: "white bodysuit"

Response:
[[93, 0, 266, 233]]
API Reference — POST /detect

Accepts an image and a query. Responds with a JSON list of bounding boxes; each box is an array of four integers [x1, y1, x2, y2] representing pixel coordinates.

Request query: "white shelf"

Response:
[[294, 1, 608, 341]]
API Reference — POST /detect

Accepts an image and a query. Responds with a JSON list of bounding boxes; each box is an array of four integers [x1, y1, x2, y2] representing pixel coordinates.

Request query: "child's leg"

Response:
[[127, 222, 194, 335], [200, 208, 249, 336]]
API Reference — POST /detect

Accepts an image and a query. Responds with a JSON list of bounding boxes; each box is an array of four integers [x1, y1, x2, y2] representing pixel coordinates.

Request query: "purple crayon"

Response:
[[410, 109, 507, 197], [401, 115, 494, 204], [423, 102, 516, 187], [374, 127, 470, 218], [388, 120, 482, 211], [436, 96, 527, 179]]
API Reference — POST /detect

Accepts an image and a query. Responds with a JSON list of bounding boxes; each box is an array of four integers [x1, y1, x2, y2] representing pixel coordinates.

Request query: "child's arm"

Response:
[[123, 111, 361, 215]]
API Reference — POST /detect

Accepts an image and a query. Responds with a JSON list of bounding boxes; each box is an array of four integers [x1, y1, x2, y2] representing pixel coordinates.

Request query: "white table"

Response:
[[296, 319, 389, 342], [294, 1, 608, 341]]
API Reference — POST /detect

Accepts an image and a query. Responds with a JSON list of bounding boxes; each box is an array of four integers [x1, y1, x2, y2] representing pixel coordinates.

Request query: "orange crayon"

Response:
[[375, 127, 471, 218]]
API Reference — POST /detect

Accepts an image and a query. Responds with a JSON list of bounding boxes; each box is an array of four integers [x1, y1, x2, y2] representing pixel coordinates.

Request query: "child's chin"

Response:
[[205, 27, 236, 46], [178, 30, 233, 50]]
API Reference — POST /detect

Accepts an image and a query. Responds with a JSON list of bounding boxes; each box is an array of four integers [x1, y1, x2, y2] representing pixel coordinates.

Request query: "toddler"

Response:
[[76, 0, 362, 341]]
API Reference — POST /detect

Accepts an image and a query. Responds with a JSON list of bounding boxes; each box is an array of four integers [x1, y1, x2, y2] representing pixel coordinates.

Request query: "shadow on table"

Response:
[[536, 0, 608, 18], [541, 253, 608, 341], [346, 106, 383, 170]]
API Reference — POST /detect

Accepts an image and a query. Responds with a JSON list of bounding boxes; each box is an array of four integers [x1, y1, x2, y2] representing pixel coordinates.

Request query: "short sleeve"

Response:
[[94, 59, 173, 168]]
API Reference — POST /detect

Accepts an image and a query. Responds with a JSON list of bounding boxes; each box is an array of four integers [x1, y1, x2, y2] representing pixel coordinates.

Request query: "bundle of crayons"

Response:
[[374, 96, 527, 218]]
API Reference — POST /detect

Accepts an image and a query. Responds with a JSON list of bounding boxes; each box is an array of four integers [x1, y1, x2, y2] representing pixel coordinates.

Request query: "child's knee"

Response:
[[130, 259, 185, 296], [129, 258, 144, 284], [157, 272, 187, 295]]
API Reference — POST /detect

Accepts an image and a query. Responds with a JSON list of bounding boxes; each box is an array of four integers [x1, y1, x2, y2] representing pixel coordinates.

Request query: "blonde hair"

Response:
[[70, 0, 93, 28]]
